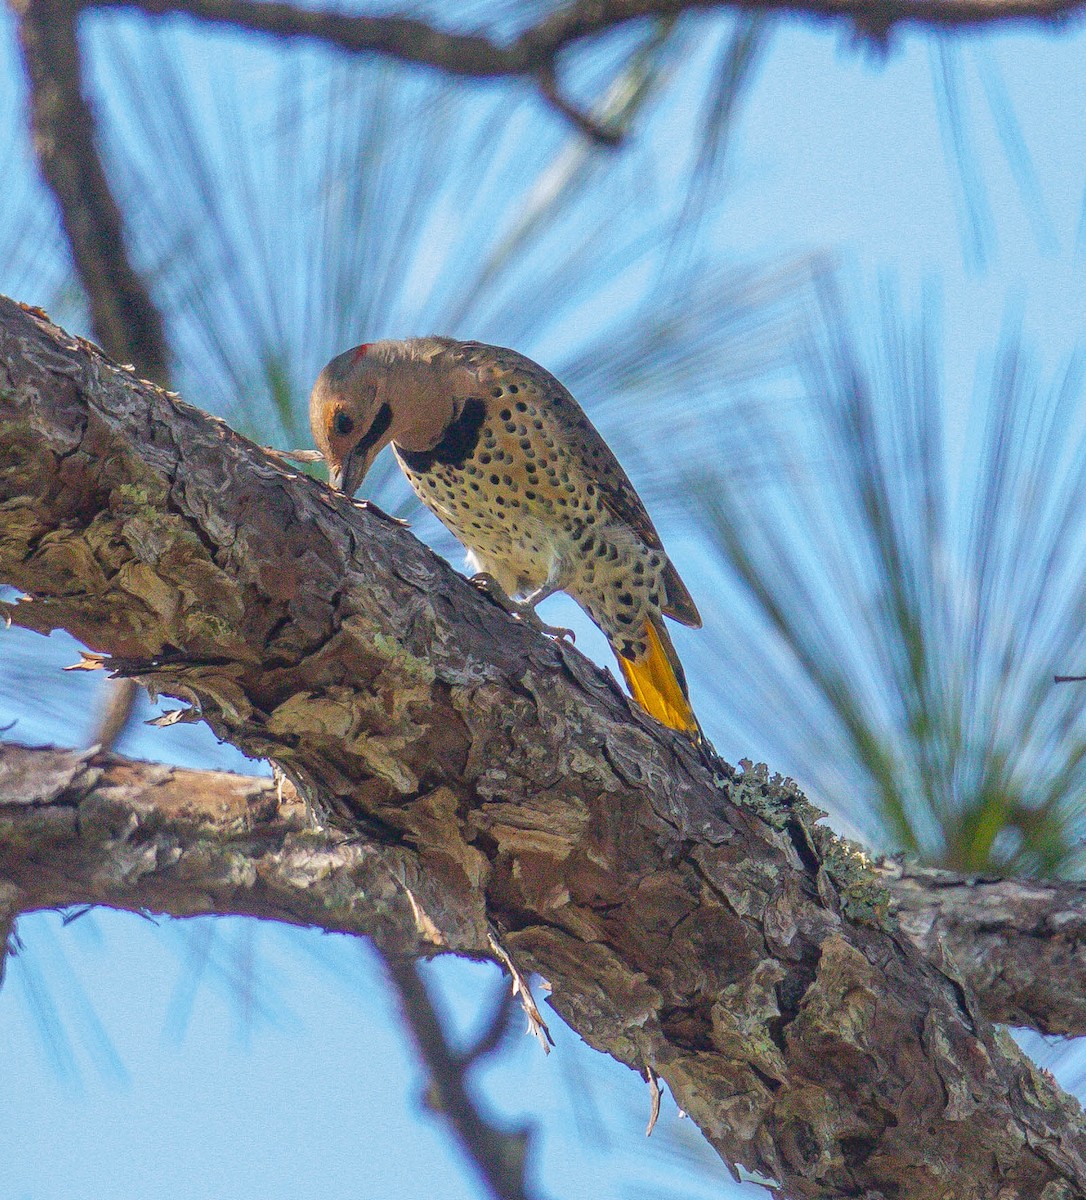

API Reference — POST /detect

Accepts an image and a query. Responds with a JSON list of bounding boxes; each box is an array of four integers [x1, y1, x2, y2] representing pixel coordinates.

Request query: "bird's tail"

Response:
[[617, 616, 700, 738]]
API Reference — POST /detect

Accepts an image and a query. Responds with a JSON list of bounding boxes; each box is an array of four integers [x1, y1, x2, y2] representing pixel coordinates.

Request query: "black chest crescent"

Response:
[[396, 398, 487, 474]]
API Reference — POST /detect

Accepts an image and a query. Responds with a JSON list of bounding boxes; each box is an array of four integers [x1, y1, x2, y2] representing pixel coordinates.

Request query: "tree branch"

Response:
[[0, 880, 14, 989], [76, 0, 1086, 142], [16, 0, 175, 751], [879, 858, 1086, 1036], [3, 296, 1086, 1198], [516, 0, 1086, 39], [0, 728, 532, 1194], [84, 0, 623, 141], [84, 0, 1086, 74], [0, 740, 460, 950], [379, 948, 535, 1200], [6, 740, 1086, 1039], [14, 0, 171, 386]]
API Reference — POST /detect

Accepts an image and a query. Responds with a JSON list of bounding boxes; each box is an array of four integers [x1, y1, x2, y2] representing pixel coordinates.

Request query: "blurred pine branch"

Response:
[[691, 279, 1086, 875]]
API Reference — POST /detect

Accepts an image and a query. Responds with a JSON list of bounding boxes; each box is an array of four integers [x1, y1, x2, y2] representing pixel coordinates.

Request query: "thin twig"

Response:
[[536, 64, 623, 147], [457, 986, 518, 1070], [488, 928, 554, 1053], [90, 678, 142, 748], [0, 896, 14, 990], [85, 0, 1086, 69], [644, 1066, 662, 1136], [89, 0, 532, 75], [77, 0, 1086, 150], [378, 949, 537, 1200]]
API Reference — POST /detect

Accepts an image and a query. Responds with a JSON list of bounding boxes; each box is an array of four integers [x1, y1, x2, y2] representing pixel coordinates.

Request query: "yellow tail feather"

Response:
[[617, 617, 700, 737]]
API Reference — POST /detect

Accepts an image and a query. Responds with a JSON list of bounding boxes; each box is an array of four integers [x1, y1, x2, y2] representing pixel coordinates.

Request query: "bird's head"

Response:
[[309, 343, 394, 496]]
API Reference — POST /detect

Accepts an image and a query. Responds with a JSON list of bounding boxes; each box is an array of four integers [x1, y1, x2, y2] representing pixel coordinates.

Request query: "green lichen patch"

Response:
[[710, 958, 789, 1082], [728, 760, 824, 830], [818, 833, 891, 927], [112, 479, 171, 515]]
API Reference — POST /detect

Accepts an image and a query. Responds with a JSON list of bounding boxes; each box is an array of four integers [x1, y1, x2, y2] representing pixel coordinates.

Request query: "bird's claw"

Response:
[[470, 573, 575, 643], [529, 616, 575, 643], [470, 571, 505, 602]]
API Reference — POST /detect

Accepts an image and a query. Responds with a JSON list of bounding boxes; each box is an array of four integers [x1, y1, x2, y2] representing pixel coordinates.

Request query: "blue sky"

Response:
[[2, 9, 1085, 1199]]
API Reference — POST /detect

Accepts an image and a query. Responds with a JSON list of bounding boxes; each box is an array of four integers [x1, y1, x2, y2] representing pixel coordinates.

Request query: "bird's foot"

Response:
[[470, 573, 575, 642]]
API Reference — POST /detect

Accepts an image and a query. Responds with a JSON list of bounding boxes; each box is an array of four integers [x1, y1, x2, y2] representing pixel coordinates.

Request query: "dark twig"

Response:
[[0, 895, 14, 990], [87, 0, 630, 141], [536, 64, 623, 146], [88, 0, 533, 75], [14, 0, 170, 384], [379, 949, 537, 1200], [516, 0, 1086, 45], [85, 0, 1086, 69], [456, 985, 518, 1071], [89, 678, 142, 749], [78, 0, 1086, 147], [15, 0, 172, 751]]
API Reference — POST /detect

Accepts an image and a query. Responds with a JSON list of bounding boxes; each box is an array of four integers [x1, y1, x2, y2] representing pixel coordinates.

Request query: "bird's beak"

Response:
[[330, 447, 369, 497], [329, 403, 392, 496]]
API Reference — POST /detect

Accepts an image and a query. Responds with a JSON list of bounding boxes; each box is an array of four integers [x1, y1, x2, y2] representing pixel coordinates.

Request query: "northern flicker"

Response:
[[309, 338, 702, 736]]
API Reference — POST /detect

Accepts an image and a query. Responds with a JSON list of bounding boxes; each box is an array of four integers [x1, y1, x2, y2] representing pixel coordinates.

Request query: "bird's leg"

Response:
[[470, 573, 575, 642]]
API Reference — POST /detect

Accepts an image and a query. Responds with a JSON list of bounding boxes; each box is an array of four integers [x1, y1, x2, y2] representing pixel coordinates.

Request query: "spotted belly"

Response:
[[391, 396, 668, 655], [400, 453, 561, 598]]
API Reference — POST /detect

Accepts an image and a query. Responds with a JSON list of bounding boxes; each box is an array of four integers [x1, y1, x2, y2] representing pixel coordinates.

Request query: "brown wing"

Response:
[[450, 341, 702, 629]]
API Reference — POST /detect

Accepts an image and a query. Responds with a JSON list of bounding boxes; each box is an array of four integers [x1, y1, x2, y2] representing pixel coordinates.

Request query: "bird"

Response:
[[309, 338, 702, 737]]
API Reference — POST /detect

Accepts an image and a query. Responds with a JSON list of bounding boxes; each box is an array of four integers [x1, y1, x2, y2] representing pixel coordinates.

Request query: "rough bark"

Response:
[[3, 295, 1086, 1198], [0, 740, 535, 1199], [6, 740, 1086, 1041], [0, 742, 464, 951], [877, 858, 1086, 1037], [16, 0, 174, 751]]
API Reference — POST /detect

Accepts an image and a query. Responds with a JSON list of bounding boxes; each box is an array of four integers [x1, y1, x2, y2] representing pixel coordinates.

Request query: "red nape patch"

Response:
[[352, 343, 372, 363]]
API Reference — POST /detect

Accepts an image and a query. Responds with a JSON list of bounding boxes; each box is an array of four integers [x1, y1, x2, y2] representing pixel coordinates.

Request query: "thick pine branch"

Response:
[[0, 741, 454, 947], [877, 858, 1086, 1036], [2, 297, 1086, 1198], [6, 741, 1086, 1038]]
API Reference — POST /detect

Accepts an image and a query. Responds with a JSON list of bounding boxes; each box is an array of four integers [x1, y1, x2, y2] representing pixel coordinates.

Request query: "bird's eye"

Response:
[[333, 411, 354, 437]]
